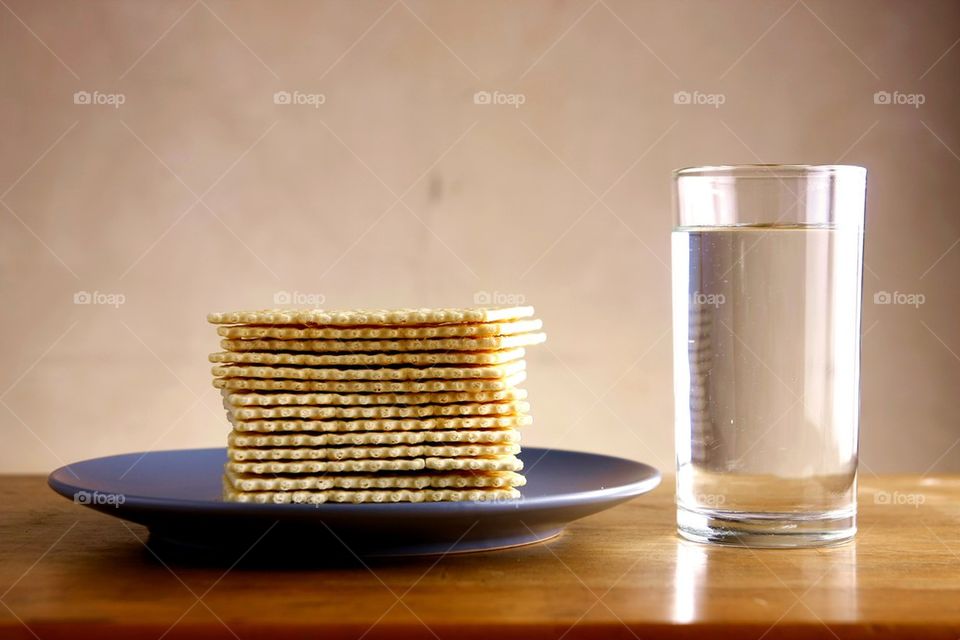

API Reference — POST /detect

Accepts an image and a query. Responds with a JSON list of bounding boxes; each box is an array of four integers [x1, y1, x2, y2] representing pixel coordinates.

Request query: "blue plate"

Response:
[[48, 447, 660, 558]]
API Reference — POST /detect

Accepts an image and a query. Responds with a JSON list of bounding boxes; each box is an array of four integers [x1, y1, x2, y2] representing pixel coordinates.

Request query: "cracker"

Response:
[[219, 332, 546, 353], [211, 360, 525, 381], [216, 319, 542, 340], [228, 443, 521, 462], [226, 400, 529, 421], [208, 348, 525, 367], [222, 387, 528, 407], [226, 455, 524, 474], [212, 371, 527, 393], [229, 414, 533, 433], [224, 469, 525, 491], [208, 306, 533, 326], [223, 485, 520, 504], [228, 429, 520, 448]]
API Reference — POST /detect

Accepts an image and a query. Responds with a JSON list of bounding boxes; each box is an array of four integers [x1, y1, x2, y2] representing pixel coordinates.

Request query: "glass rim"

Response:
[[673, 164, 866, 179]]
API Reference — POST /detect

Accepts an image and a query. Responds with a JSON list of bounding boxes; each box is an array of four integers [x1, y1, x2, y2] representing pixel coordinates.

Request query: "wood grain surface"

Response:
[[1, 474, 958, 639]]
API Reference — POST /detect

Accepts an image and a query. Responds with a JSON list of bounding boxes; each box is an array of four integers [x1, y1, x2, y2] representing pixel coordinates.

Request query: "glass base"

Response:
[[677, 505, 856, 548]]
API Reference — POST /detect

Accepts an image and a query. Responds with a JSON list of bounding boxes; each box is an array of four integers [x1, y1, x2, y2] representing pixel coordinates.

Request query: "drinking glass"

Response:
[[671, 164, 866, 547]]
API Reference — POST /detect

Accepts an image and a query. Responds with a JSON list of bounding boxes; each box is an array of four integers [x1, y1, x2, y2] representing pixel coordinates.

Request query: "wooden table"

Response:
[[1, 474, 958, 639]]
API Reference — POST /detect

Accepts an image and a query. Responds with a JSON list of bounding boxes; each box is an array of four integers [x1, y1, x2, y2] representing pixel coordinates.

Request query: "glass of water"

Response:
[[672, 164, 866, 548]]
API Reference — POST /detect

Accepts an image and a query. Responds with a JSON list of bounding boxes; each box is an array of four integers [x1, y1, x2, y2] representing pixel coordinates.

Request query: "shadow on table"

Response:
[[138, 523, 545, 570]]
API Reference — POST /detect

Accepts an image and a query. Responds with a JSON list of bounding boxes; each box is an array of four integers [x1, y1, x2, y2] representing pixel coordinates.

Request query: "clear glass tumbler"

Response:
[[672, 164, 866, 548]]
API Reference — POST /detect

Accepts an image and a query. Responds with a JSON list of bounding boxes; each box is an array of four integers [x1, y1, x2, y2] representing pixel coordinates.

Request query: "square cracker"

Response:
[[223, 485, 520, 504], [208, 306, 533, 326], [227, 429, 520, 448], [221, 387, 527, 407], [211, 371, 527, 393], [226, 400, 529, 421], [227, 442, 521, 462], [208, 347, 525, 367], [228, 414, 533, 433], [226, 455, 524, 474], [220, 332, 546, 353], [211, 360, 526, 382], [216, 319, 542, 340], [224, 469, 525, 491]]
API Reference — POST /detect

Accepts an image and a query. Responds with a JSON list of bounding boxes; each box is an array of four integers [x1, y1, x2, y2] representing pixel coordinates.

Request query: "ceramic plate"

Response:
[[48, 447, 660, 558]]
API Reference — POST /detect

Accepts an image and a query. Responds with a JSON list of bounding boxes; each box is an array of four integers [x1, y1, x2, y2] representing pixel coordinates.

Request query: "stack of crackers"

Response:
[[207, 306, 545, 504]]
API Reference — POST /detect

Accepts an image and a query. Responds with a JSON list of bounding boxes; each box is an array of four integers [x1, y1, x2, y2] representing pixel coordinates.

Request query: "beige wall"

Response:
[[2, 0, 958, 474]]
